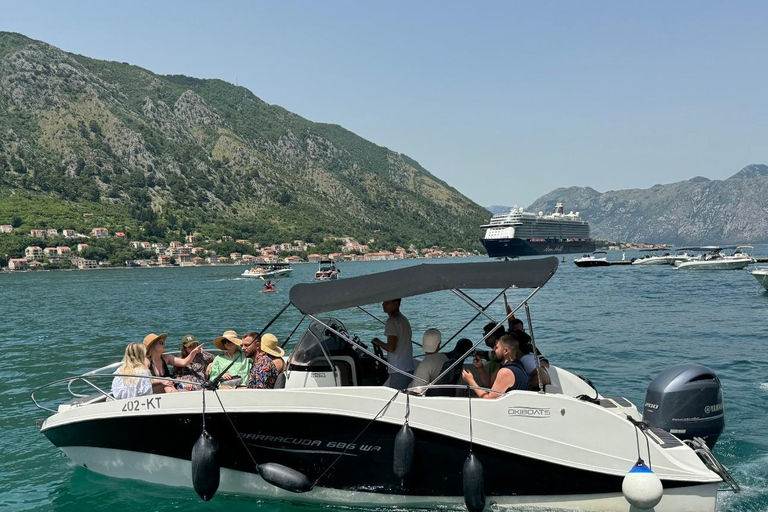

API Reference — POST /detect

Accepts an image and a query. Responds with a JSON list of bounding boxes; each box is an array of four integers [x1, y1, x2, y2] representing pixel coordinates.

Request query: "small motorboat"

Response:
[[573, 251, 610, 267], [314, 259, 340, 280], [750, 267, 768, 290], [631, 248, 676, 265], [33, 258, 739, 512], [676, 246, 755, 270], [242, 263, 293, 279]]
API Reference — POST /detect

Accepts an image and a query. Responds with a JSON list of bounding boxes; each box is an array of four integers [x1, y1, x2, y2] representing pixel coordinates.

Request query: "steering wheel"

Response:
[[373, 342, 384, 361]]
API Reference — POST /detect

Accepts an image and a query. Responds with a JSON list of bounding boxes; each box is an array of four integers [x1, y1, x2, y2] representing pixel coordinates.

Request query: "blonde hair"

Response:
[[118, 342, 147, 384]]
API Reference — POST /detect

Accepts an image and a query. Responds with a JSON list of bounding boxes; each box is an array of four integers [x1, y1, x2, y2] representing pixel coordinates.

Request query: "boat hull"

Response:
[[55, 446, 718, 512], [481, 238, 595, 258], [752, 269, 768, 290], [574, 260, 610, 267], [40, 387, 720, 512], [676, 259, 752, 270]]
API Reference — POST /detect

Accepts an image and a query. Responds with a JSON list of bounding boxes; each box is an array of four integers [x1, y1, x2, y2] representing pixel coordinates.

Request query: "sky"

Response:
[[2, 1, 768, 207]]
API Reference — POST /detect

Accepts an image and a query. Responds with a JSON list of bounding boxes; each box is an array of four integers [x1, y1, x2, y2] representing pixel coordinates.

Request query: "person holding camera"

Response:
[[462, 333, 529, 398]]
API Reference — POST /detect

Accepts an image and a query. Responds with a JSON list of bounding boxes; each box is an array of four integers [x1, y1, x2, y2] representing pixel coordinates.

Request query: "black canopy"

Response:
[[289, 257, 559, 314]]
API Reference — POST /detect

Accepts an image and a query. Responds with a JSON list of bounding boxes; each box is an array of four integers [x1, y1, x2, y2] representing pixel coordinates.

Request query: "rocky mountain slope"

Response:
[[527, 164, 768, 245], [0, 32, 489, 248]]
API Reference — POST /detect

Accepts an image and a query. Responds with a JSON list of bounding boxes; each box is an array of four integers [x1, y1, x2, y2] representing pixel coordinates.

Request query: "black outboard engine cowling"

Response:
[[643, 363, 724, 449]]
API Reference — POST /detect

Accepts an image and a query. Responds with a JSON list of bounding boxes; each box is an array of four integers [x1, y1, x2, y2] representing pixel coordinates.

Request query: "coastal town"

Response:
[[0, 224, 478, 271]]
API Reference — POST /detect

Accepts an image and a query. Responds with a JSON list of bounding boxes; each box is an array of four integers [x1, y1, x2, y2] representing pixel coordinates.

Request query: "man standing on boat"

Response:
[[372, 298, 414, 391]]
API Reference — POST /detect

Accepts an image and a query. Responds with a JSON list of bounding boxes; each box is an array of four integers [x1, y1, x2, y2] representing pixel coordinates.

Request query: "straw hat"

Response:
[[260, 333, 285, 358], [143, 333, 168, 351], [213, 330, 242, 350]]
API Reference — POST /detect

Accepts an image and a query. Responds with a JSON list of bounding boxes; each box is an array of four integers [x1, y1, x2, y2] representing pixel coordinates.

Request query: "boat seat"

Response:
[[274, 372, 286, 389], [334, 357, 356, 386], [426, 358, 464, 397]]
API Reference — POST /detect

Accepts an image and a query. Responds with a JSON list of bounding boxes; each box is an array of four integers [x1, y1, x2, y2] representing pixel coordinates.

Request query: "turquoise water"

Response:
[[2, 252, 768, 512]]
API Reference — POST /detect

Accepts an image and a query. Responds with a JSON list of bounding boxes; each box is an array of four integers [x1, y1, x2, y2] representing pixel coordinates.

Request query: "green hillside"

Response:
[[0, 32, 489, 253]]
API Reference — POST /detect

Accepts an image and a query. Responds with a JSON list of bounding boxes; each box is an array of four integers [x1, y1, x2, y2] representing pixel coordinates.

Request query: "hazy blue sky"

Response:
[[2, 1, 767, 206]]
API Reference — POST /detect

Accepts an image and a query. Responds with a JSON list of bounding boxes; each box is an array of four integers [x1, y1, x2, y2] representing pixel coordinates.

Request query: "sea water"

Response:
[[1, 250, 767, 512]]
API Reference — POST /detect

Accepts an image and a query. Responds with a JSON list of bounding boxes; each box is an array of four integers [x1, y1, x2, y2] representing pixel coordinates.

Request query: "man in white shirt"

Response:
[[372, 298, 414, 390], [409, 329, 448, 389]]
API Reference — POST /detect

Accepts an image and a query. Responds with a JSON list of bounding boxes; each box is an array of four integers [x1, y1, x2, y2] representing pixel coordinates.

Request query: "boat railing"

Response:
[[31, 349, 229, 413], [404, 383, 506, 397], [31, 371, 207, 414]]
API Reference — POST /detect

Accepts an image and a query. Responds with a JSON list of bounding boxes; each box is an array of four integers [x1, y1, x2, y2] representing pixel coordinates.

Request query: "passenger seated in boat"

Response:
[[111, 342, 152, 399], [207, 330, 251, 387], [509, 318, 549, 369], [473, 322, 506, 387], [409, 329, 448, 389], [143, 333, 204, 394], [372, 298, 414, 391], [173, 334, 215, 390], [461, 334, 529, 398], [508, 319, 551, 389], [242, 332, 285, 389]]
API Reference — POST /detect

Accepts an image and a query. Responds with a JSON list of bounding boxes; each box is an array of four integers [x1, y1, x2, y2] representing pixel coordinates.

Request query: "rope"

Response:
[[312, 389, 402, 486], [211, 389, 261, 471], [468, 391, 474, 452]]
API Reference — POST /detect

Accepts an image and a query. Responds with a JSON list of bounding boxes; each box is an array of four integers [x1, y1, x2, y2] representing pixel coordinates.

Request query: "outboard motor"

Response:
[[643, 364, 724, 449]]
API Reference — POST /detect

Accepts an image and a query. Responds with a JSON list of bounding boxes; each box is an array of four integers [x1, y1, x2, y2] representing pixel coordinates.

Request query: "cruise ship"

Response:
[[481, 202, 595, 258]]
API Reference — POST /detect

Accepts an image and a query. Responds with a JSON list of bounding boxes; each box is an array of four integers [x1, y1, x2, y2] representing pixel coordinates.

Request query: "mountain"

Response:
[[485, 205, 511, 215], [527, 166, 768, 245], [0, 32, 489, 249]]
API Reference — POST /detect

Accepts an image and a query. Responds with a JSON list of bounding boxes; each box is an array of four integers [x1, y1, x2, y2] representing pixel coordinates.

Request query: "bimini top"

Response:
[[289, 257, 559, 314]]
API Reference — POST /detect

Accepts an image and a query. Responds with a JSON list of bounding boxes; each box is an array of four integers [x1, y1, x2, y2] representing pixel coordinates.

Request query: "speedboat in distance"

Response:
[[33, 259, 738, 512], [632, 248, 675, 265], [750, 267, 768, 290], [314, 259, 340, 280], [241, 262, 294, 278], [676, 246, 755, 270], [574, 251, 610, 267]]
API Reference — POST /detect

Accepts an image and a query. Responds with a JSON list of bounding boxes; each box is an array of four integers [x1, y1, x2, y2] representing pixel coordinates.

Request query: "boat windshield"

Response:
[[291, 318, 349, 365]]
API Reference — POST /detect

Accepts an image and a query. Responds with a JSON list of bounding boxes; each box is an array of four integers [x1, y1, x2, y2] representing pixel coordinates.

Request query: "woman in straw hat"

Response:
[[143, 332, 204, 394], [206, 330, 251, 386], [111, 342, 152, 399], [242, 332, 285, 389], [174, 334, 215, 390]]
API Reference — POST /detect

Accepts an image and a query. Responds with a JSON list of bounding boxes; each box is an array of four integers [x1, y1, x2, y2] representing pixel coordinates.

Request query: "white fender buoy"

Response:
[[622, 459, 663, 510], [463, 452, 486, 512], [191, 430, 220, 501], [393, 423, 415, 479]]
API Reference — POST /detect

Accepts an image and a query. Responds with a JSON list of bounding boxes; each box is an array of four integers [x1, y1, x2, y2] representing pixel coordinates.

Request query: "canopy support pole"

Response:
[[436, 288, 508, 352], [525, 302, 545, 393], [429, 285, 544, 386]]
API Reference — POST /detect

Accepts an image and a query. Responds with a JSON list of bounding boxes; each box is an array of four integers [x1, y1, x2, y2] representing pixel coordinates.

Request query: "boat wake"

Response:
[[715, 453, 768, 511]]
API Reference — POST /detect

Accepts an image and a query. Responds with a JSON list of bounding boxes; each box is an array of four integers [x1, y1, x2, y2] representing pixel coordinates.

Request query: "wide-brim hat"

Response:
[[260, 333, 285, 358], [143, 333, 168, 351], [213, 330, 242, 351]]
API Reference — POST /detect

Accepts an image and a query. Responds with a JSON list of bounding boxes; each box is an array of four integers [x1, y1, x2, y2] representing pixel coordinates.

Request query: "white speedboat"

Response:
[[631, 248, 675, 265], [750, 267, 768, 290], [33, 259, 738, 512], [241, 263, 293, 278], [314, 260, 340, 280], [574, 251, 610, 267], [676, 246, 754, 270]]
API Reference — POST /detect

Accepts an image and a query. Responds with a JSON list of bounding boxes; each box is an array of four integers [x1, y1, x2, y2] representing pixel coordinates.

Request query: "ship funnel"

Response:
[[555, 203, 564, 215]]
